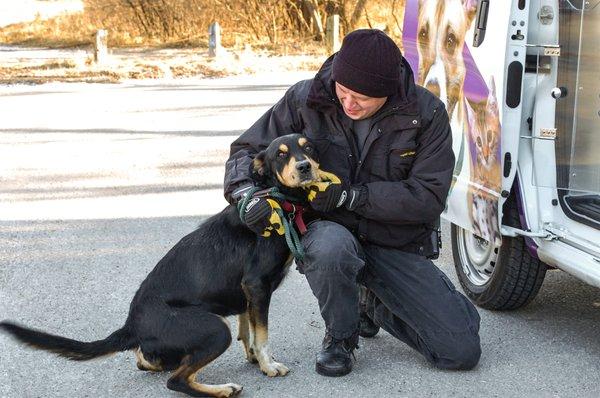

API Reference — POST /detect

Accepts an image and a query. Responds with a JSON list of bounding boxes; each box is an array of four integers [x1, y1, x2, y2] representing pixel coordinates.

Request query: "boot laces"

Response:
[[323, 333, 359, 355]]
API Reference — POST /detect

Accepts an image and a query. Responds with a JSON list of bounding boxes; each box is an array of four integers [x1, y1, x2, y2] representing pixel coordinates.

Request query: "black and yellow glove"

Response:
[[242, 197, 285, 237], [305, 171, 348, 212], [306, 170, 366, 213]]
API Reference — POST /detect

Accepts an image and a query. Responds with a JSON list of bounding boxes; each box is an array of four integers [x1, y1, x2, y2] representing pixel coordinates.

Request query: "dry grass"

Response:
[[0, 63, 121, 84], [0, 46, 327, 85], [0, 13, 95, 48]]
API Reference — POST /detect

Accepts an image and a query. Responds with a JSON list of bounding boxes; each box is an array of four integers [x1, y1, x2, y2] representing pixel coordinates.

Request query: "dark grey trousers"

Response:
[[298, 220, 481, 370]]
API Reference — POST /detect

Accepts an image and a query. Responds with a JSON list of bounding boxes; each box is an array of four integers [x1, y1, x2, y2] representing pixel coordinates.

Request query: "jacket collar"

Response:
[[306, 53, 420, 116]]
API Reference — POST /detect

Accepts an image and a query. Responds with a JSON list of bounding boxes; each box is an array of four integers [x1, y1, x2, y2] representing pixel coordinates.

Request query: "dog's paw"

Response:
[[260, 361, 290, 377], [220, 383, 243, 397]]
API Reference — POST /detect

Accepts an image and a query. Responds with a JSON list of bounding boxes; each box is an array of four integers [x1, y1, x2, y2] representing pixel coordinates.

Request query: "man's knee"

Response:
[[429, 332, 481, 370], [299, 221, 363, 277]]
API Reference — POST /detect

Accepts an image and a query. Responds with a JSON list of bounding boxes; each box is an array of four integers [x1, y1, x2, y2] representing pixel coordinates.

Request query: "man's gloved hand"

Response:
[[306, 171, 347, 212], [242, 197, 285, 237], [305, 170, 365, 212]]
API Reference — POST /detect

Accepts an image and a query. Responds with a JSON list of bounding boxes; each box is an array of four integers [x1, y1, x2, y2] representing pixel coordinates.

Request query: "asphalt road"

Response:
[[1, 75, 600, 398]]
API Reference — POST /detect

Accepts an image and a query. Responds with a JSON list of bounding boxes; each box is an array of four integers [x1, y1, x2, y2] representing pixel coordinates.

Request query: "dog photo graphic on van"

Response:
[[416, 0, 477, 122], [416, 0, 478, 182], [403, 0, 503, 245]]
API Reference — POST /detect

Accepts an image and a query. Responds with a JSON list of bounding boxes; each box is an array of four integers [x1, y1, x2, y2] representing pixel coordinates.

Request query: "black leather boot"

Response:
[[315, 330, 359, 377], [359, 285, 380, 338]]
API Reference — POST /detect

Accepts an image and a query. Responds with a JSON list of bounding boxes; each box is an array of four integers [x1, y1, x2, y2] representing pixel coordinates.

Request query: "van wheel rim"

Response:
[[457, 227, 498, 286]]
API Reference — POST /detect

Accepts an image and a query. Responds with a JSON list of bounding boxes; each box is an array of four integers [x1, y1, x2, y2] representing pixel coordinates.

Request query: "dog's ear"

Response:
[[465, 99, 478, 140], [252, 150, 267, 181], [488, 76, 496, 100], [464, 0, 478, 26]]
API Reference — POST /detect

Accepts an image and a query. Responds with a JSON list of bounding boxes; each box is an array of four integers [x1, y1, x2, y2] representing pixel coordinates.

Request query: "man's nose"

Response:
[[295, 160, 312, 173], [343, 97, 358, 110]]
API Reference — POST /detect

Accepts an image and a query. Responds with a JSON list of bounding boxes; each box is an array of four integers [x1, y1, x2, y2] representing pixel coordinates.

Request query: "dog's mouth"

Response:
[[279, 171, 319, 188], [299, 177, 314, 184], [276, 157, 320, 188], [298, 171, 319, 185], [297, 163, 321, 186]]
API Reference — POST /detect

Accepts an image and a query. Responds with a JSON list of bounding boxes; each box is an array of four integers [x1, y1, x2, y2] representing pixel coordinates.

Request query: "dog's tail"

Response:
[[0, 320, 136, 361]]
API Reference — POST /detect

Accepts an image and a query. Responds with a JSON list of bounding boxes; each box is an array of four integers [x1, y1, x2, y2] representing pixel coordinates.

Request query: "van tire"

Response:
[[451, 195, 547, 310]]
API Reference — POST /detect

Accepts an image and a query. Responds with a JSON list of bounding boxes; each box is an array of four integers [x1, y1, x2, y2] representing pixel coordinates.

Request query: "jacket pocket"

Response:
[[388, 143, 417, 180]]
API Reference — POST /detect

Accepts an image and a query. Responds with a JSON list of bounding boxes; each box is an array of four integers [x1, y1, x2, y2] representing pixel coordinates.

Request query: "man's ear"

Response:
[[252, 150, 267, 181]]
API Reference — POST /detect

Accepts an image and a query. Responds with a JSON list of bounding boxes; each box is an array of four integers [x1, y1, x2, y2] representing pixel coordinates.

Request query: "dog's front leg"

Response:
[[241, 279, 289, 377]]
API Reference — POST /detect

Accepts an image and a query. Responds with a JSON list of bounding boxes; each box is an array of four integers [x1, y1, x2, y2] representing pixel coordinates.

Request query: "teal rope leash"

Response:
[[237, 187, 305, 261], [274, 206, 305, 261], [237, 186, 261, 221]]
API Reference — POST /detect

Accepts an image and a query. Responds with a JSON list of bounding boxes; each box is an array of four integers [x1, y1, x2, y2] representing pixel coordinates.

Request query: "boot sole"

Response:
[[315, 362, 352, 377]]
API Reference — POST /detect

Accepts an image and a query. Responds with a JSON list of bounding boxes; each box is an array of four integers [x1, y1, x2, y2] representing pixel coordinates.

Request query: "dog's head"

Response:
[[252, 134, 321, 196], [417, 0, 477, 116]]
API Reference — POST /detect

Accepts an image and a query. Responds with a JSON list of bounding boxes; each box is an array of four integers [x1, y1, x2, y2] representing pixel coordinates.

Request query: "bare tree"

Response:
[[349, 0, 368, 30]]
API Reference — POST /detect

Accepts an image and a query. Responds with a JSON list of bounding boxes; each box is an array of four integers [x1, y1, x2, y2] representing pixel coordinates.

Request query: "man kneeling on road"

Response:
[[224, 29, 481, 376]]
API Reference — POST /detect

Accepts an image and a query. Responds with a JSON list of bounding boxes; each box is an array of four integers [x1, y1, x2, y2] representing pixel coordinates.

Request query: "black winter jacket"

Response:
[[224, 54, 454, 250]]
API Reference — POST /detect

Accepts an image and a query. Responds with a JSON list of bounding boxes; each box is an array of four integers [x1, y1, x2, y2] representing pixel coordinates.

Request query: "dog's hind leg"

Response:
[[134, 303, 240, 398], [237, 312, 257, 363], [242, 278, 289, 377], [165, 312, 241, 397], [135, 347, 163, 372]]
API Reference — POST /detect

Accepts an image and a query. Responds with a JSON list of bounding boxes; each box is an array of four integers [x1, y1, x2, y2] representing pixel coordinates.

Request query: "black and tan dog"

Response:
[[0, 134, 322, 398]]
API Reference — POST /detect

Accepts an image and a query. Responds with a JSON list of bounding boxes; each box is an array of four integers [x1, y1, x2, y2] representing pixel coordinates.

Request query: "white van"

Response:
[[397, 0, 600, 309]]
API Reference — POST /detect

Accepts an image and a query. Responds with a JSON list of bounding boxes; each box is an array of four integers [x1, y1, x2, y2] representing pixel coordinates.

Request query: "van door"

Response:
[[554, 0, 600, 229], [527, 0, 600, 271]]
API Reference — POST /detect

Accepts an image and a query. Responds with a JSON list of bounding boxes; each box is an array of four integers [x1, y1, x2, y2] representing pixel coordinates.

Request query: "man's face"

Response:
[[335, 82, 387, 120]]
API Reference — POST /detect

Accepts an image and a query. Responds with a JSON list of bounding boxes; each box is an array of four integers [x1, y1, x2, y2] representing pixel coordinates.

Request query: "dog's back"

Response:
[[131, 206, 258, 315]]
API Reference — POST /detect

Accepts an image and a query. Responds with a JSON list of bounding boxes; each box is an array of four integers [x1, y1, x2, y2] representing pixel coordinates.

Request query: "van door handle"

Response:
[[473, 0, 490, 47]]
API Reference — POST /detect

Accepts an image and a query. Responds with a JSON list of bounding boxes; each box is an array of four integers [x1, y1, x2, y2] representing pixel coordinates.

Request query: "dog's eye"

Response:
[[476, 137, 482, 147], [278, 151, 288, 158], [304, 146, 313, 153], [419, 25, 428, 40], [446, 33, 457, 53]]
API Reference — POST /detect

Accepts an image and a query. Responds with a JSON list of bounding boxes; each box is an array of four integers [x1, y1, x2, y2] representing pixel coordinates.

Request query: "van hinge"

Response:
[[501, 225, 558, 240], [521, 127, 557, 141], [525, 43, 560, 57]]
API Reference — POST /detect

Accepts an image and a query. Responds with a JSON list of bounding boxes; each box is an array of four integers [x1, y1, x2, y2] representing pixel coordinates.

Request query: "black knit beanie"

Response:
[[332, 29, 402, 98]]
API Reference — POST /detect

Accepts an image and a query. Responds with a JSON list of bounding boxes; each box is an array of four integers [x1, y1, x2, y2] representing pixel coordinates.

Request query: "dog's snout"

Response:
[[426, 80, 440, 99], [295, 160, 312, 173]]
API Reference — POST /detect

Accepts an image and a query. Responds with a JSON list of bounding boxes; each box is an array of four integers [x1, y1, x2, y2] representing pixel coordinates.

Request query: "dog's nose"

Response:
[[296, 160, 312, 173], [426, 80, 440, 99]]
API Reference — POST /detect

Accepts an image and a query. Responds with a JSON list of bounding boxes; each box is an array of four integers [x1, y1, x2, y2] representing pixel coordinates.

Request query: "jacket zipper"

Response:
[[353, 106, 401, 179], [331, 96, 360, 181]]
